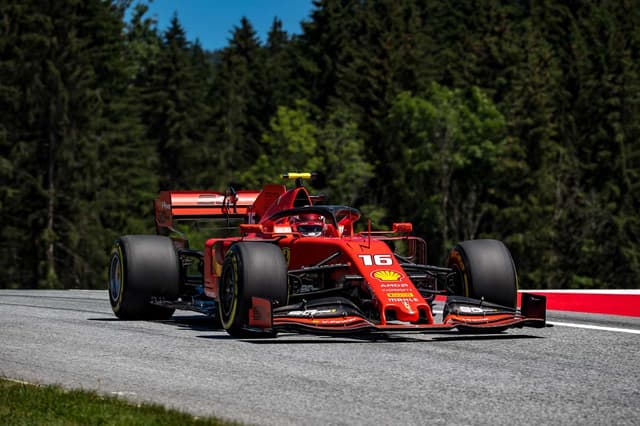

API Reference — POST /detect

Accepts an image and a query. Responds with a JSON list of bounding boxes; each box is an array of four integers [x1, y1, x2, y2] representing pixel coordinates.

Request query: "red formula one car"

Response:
[[108, 173, 546, 337]]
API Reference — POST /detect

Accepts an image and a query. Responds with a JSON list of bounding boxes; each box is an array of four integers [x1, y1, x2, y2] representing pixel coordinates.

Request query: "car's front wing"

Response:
[[246, 293, 547, 336]]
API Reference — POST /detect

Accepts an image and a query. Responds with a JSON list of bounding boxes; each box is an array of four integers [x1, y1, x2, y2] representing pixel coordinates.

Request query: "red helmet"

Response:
[[294, 213, 322, 223], [292, 213, 325, 236]]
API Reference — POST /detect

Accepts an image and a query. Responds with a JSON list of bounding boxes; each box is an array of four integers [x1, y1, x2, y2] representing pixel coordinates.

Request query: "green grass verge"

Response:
[[0, 378, 240, 426]]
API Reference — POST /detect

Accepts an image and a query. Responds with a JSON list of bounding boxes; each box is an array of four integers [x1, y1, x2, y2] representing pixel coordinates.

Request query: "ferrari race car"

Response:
[[108, 173, 546, 337]]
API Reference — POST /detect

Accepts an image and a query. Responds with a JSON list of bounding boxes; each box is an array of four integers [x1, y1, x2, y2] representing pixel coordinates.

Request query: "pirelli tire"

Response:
[[108, 235, 179, 320], [219, 242, 288, 338], [447, 239, 518, 309]]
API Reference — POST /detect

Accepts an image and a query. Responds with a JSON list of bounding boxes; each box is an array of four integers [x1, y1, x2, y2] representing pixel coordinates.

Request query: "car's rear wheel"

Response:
[[447, 239, 518, 308], [219, 242, 288, 338], [108, 235, 179, 320]]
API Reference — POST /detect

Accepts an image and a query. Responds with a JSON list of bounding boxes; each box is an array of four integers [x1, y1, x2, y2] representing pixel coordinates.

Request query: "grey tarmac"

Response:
[[0, 290, 638, 425]]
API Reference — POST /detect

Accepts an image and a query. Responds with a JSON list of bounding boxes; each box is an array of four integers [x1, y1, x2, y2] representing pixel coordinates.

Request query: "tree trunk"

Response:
[[45, 130, 57, 287]]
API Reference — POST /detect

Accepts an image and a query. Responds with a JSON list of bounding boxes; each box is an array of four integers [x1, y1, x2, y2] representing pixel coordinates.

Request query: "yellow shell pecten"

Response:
[[372, 270, 402, 281]]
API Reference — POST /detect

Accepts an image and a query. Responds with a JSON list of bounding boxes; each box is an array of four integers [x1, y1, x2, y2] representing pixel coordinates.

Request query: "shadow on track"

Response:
[[198, 332, 543, 344], [90, 314, 544, 344], [89, 313, 223, 331], [165, 314, 222, 332]]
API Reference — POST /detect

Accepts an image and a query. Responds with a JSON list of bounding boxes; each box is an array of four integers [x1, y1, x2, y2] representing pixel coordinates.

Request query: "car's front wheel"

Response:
[[447, 239, 518, 308], [219, 242, 288, 338]]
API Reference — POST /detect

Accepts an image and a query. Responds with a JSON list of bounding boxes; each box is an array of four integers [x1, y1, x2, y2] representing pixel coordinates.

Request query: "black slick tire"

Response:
[[219, 242, 288, 338], [108, 235, 179, 320], [447, 239, 518, 308]]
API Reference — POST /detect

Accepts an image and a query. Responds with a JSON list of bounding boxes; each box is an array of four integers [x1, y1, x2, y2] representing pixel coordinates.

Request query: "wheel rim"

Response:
[[109, 254, 122, 302], [220, 265, 236, 319]]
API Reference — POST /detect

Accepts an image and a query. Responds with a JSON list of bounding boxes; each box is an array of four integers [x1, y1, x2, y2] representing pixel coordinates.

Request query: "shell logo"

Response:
[[371, 270, 404, 282]]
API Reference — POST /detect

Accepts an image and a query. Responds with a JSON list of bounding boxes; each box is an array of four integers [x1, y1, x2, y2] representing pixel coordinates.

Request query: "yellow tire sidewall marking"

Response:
[[450, 250, 470, 298], [281, 247, 290, 265], [113, 245, 125, 312], [222, 253, 239, 330]]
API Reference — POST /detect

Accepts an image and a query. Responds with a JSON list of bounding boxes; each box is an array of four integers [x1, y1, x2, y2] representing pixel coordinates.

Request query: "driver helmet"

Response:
[[292, 213, 325, 237]]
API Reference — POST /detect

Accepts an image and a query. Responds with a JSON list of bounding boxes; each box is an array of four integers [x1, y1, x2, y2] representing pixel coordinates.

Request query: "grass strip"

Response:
[[0, 378, 241, 426]]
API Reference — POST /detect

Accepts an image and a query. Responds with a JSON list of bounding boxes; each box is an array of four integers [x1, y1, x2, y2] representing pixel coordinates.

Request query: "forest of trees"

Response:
[[1, 0, 639, 290]]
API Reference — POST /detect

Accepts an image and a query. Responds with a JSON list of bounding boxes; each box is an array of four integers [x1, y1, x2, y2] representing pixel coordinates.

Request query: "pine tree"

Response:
[[552, 2, 640, 287], [334, 0, 435, 210], [0, 0, 156, 288], [140, 15, 212, 190], [295, 0, 362, 111], [264, 18, 297, 111], [488, 3, 564, 288], [210, 17, 266, 186]]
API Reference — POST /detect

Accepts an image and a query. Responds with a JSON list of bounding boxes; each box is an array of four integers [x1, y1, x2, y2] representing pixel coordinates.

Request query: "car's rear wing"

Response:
[[154, 183, 290, 233], [154, 190, 262, 232]]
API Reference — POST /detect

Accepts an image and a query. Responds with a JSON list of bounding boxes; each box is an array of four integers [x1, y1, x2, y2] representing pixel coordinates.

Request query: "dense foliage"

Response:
[[1, 0, 638, 289]]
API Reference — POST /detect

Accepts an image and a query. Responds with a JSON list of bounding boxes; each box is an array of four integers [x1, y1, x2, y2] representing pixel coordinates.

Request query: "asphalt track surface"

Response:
[[1, 290, 638, 425]]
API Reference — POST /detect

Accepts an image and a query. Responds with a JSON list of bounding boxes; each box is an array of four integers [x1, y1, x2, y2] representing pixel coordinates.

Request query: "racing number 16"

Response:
[[358, 254, 393, 266]]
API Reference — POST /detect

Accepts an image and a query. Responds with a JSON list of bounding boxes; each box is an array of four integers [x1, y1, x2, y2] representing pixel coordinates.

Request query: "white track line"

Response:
[[547, 321, 640, 335]]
